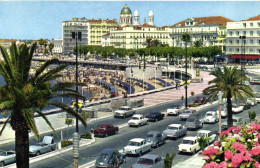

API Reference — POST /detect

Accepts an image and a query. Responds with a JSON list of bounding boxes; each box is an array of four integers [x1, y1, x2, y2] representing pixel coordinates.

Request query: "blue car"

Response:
[[145, 112, 164, 122], [95, 148, 126, 168]]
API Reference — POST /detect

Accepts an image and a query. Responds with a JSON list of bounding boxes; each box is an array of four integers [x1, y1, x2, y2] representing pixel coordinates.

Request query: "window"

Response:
[[243, 23, 247, 28], [236, 31, 240, 36], [236, 40, 239, 44], [250, 48, 254, 53], [258, 50, 260, 54], [250, 23, 253, 27], [236, 48, 240, 53], [243, 31, 246, 36], [229, 48, 232, 52], [250, 31, 254, 36], [229, 40, 233, 44], [250, 39, 254, 44], [229, 31, 233, 36], [258, 22, 260, 27]]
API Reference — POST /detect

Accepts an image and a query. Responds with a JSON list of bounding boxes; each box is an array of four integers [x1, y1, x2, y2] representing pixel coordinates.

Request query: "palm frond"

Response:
[[34, 109, 56, 135], [22, 108, 39, 139]]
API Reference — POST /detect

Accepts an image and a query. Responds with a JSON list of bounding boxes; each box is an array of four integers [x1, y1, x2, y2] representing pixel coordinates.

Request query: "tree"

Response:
[[193, 40, 203, 47], [164, 152, 176, 168], [38, 38, 44, 52], [48, 43, 54, 55], [0, 42, 87, 168], [203, 66, 253, 128]]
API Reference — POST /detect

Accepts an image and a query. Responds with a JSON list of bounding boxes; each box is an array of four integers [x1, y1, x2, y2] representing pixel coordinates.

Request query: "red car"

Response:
[[250, 79, 260, 85], [93, 123, 119, 137], [193, 96, 206, 104]]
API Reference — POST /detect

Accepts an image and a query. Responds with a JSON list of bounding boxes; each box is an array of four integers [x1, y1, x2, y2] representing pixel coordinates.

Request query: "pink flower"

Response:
[[231, 153, 244, 168], [257, 133, 260, 139], [233, 142, 246, 153], [255, 161, 260, 168], [225, 149, 233, 160], [221, 130, 229, 137], [243, 152, 252, 162], [203, 161, 220, 168], [252, 124, 260, 130], [203, 146, 219, 158], [227, 126, 236, 132], [213, 141, 220, 147], [220, 161, 228, 168], [249, 148, 260, 156], [233, 126, 242, 134]]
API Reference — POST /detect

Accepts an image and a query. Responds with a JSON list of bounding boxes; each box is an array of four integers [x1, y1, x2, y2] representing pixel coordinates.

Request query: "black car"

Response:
[[95, 148, 126, 168], [145, 112, 164, 122]]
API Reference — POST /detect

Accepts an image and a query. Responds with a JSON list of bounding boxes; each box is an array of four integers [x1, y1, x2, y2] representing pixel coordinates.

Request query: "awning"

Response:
[[229, 55, 260, 60], [218, 38, 226, 41]]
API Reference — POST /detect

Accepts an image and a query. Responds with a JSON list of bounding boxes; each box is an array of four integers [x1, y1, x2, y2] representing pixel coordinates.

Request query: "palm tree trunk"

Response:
[[227, 91, 233, 128], [15, 129, 29, 168]]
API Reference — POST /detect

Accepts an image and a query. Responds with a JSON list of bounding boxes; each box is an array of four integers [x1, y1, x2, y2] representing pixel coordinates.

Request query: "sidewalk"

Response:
[[173, 153, 205, 168]]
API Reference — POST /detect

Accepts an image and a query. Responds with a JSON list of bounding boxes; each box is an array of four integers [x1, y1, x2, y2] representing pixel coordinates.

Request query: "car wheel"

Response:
[[36, 151, 41, 156], [138, 150, 142, 156], [156, 143, 159, 148], [0, 161, 4, 167], [138, 123, 141, 127], [114, 131, 118, 135], [50, 147, 54, 151], [192, 149, 196, 155], [105, 133, 108, 137], [123, 157, 126, 163], [155, 118, 158, 122], [149, 147, 152, 152], [123, 114, 126, 119]]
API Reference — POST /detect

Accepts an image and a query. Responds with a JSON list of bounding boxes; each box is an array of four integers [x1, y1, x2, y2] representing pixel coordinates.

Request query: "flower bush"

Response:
[[203, 124, 260, 168]]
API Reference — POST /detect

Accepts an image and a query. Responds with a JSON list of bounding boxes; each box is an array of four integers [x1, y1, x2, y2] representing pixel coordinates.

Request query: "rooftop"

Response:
[[130, 138, 145, 143], [183, 136, 197, 141], [169, 124, 182, 127], [245, 14, 260, 21]]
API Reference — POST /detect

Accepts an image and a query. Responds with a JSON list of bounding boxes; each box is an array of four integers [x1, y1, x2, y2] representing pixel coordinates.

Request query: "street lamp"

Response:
[[72, 31, 82, 133], [239, 35, 246, 73]]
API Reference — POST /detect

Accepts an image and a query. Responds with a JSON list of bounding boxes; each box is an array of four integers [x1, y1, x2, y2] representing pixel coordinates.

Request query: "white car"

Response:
[[178, 136, 200, 154], [0, 150, 16, 167], [123, 138, 152, 156], [114, 106, 136, 118], [197, 130, 218, 144], [179, 109, 196, 120], [128, 114, 148, 127], [203, 111, 219, 123], [216, 105, 228, 118], [166, 105, 183, 116], [232, 103, 244, 113], [247, 98, 256, 106], [254, 93, 260, 103]]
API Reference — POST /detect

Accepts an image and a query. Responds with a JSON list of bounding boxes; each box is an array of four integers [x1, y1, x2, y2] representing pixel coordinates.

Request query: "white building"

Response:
[[101, 33, 110, 47], [52, 39, 63, 54], [226, 15, 260, 61], [170, 16, 233, 48]]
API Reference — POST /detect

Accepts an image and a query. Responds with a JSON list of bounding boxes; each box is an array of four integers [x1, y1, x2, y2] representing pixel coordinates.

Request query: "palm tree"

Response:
[[38, 38, 44, 52], [0, 42, 87, 168], [203, 66, 253, 128], [48, 43, 54, 55]]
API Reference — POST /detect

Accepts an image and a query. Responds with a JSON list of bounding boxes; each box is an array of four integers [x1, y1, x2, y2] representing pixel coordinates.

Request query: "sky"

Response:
[[0, 1, 260, 40]]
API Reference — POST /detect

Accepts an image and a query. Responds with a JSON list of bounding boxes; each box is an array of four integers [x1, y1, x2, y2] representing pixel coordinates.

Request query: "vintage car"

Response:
[[0, 150, 16, 166], [216, 105, 228, 118], [193, 96, 206, 104], [145, 112, 164, 122], [29, 136, 56, 156], [250, 79, 260, 85], [166, 104, 183, 116], [146, 131, 166, 148], [197, 130, 218, 144], [203, 111, 219, 124], [178, 136, 200, 154], [95, 148, 126, 168], [93, 123, 119, 137], [179, 109, 196, 120], [128, 114, 148, 127], [123, 138, 152, 156], [114, 106, 136, 118], [222, 116, 250, 130], [255, 93, 260, 103], [185, 115, 203, 130], [247, 98, 257, 106], [163, 124, 187, 139], [232, 103, 244, 113], [132, 154, 165, 168]]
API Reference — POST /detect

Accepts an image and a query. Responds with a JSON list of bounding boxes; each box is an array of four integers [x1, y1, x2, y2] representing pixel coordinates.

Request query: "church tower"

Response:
[[120, 4, 132, 26], [148, 10, 154, 25], [133, 9, 140, 26]]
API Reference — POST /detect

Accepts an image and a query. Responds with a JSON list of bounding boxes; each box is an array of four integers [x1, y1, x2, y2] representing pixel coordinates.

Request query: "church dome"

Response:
[[120, 4, 132, 15], [149, 10, 154, 16], [134, 9, 139, 16]]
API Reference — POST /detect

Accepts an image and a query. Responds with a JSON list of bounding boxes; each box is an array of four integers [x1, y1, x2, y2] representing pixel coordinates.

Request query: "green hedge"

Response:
[[61, 140, 72, 148], [80, 133, 92, 139]]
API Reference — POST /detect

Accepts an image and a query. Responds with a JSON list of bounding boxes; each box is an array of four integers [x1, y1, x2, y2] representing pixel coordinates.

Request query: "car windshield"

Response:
[[197, 132, 206, 137], [129, 141, 140, 146], [138, 158, 154, 165], [147, 134, 154, 138], [182, 140, 194, 144], [206, 113, 213, 116], [119, 107, 128, 110], [131, 117, 140, 120], [97, 153, 109, 162], [168, 126, 178, 130], [0, 151, 6, 156], [183, 111, 192, 114], [187, 118, 195, 122]]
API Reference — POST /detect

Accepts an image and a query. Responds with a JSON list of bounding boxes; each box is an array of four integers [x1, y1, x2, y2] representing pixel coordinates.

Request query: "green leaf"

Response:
[[240, 164, 245, 168]]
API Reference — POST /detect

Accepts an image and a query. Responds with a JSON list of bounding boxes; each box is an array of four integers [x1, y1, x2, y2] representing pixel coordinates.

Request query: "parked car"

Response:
[[185, 115, 203, 130], [179, 109, 196, 120], [0, 150, 16, 167], [197, 130, 218, 144], [93, 123, 119, 137], [222, 116, 250, 130], [242, 101, 251, 110], [132, 154, 165, 168], [29, 136, 56, 156], [123, 138, 152, 156], [178, 136, 200, 154], [232, 103, 244, 113], [146, 131, 166, 148], [114, 106, 136, 118], [203, 111, 219, 124], [95, 148, 126, 168], [166, 104, 183, 116], [145, 112, 164, 122], [163, 124, 187, 139], [254, 93, 260, 103], [128, 114, 148, 127], [193, 96, 206, 104], [247, 98, 257, 106], [216, 105, 228, 118], [250, 79, 260, 85]]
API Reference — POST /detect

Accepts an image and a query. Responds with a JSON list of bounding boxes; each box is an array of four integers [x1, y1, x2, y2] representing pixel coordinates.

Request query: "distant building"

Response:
[[170, 16, 233, 49], [226, 15, 260, 61], [52, 39, 63, 54], [102, 33, 110, 47]]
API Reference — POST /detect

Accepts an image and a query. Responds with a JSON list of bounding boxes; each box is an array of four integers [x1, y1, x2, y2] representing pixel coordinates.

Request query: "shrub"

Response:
[[164, 152, 176, 168], [80, 132, 92, 139], [202, 124, 260, 168], [191, 91, 195, 96], [181, 95, 184, 100], [198, 136, 211, 151], [249, 111, 256, 122], [61, 140, 72, 148]]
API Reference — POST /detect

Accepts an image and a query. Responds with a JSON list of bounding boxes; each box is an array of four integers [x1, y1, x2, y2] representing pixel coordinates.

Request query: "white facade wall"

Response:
[[102, 35, 110, 47], [226, 20, 260, 55], [53, 39, 63, 54]]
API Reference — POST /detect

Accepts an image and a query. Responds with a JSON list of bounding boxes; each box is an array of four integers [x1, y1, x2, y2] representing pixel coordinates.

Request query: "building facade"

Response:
[[226, 15, 260, 60], [52, 39, 63, 54], [62, 17, 89, 53], [170, 16, 233, 49], [102, 33, 110, 47]]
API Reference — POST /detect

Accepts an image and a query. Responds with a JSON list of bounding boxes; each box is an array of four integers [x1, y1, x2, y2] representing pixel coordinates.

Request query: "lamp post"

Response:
[[218, 91, 223, 138], [213, 36, 217, 68], [72, 31, 82, 133], [185, 40, 188, 109]]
